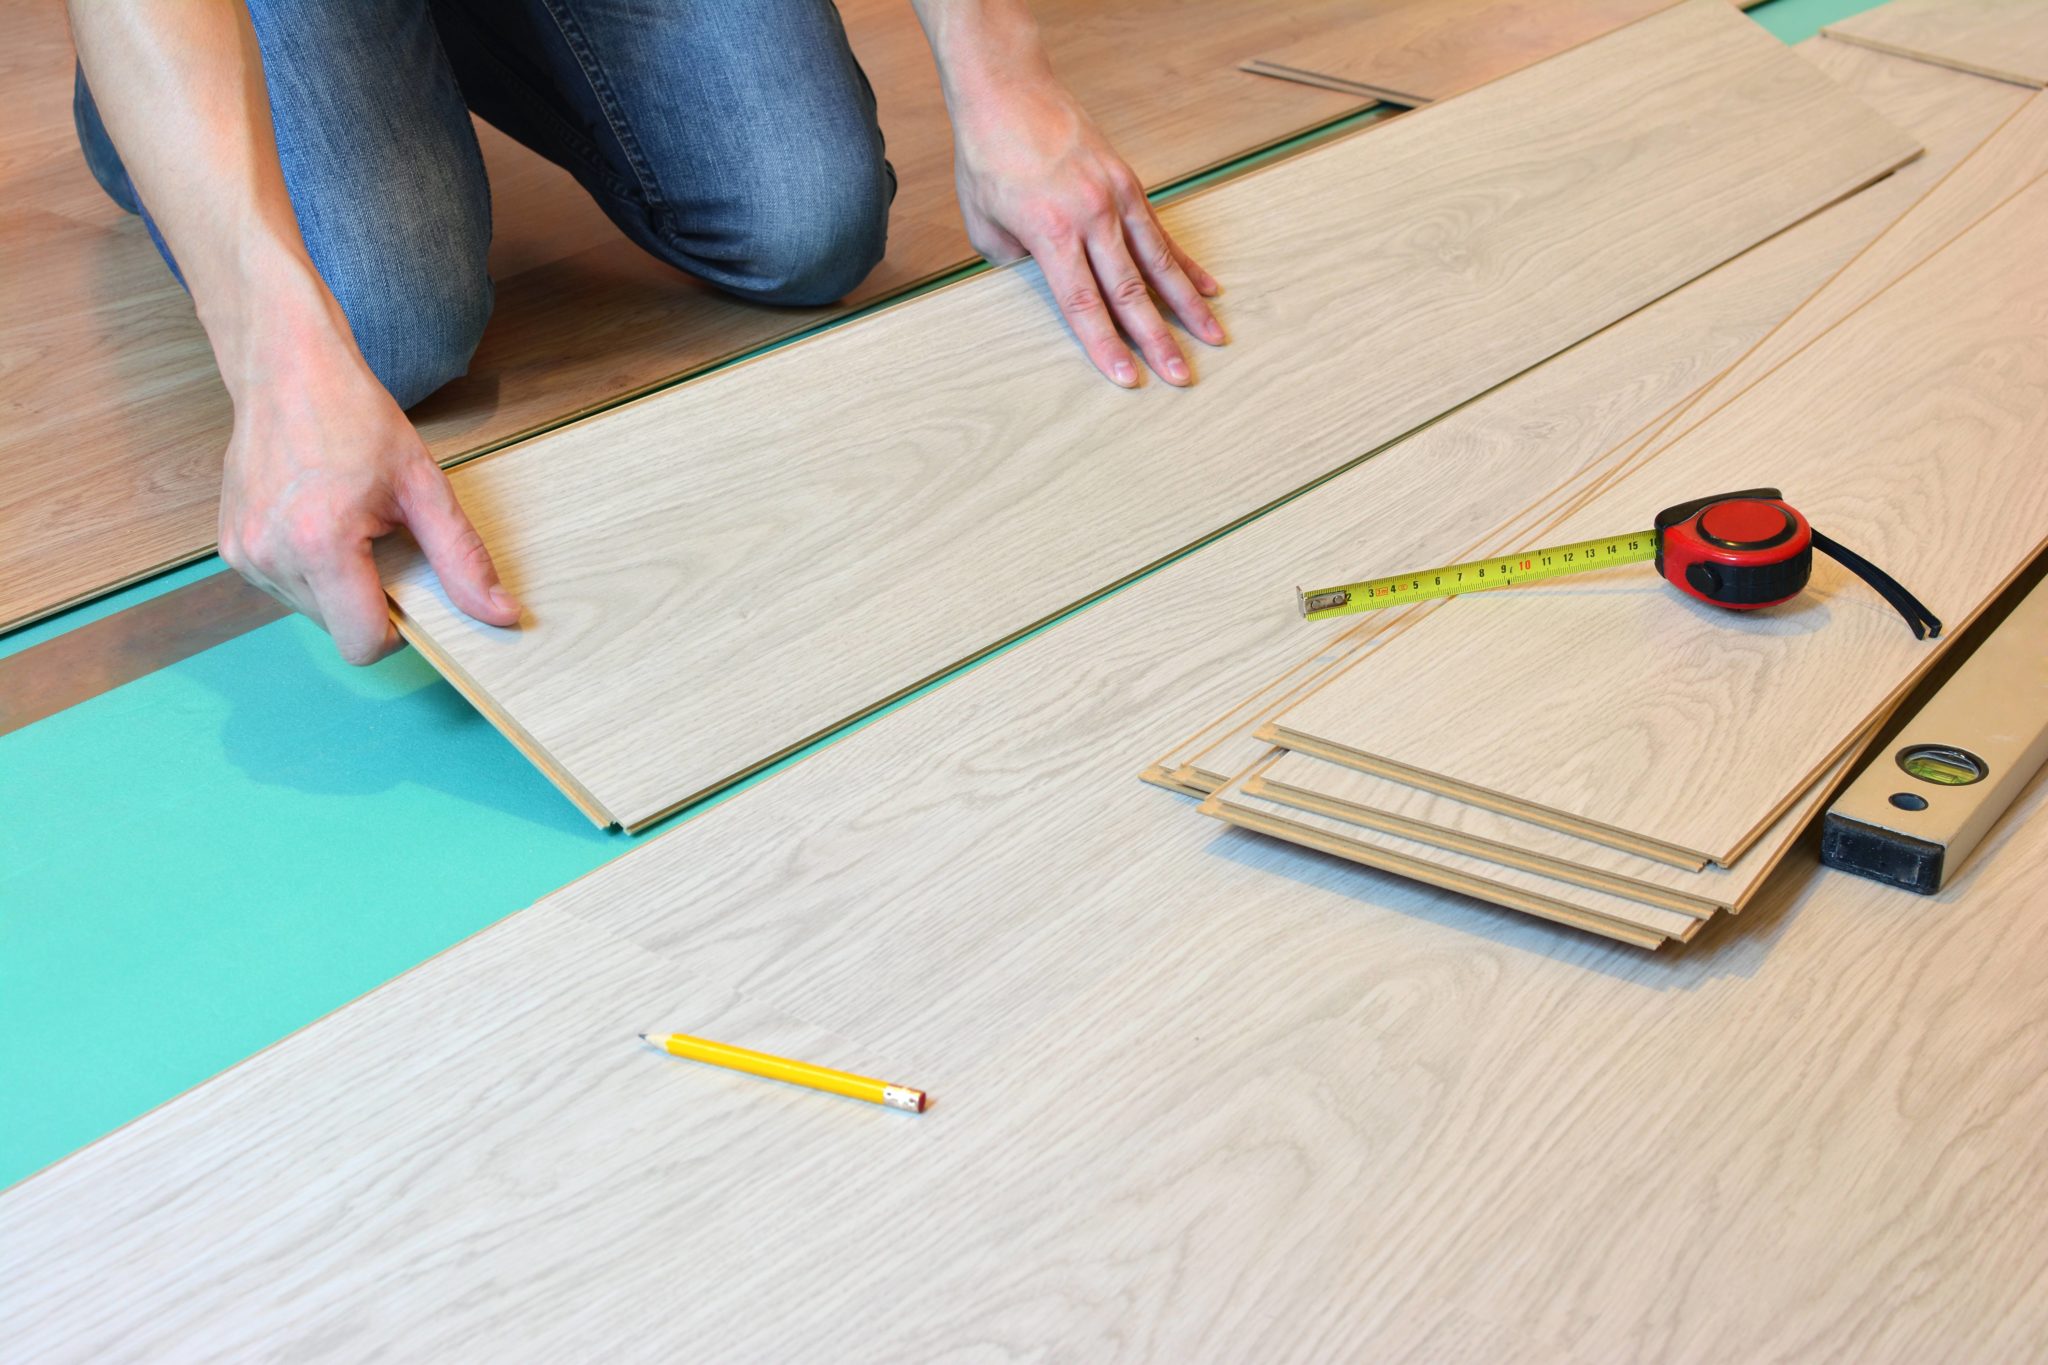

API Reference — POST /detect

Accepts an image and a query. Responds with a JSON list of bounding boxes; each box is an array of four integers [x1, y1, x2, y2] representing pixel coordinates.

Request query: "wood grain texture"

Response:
[[1245, 0, 1681, 104], [1826, 0, 2048, 86], [8, 733, 2048, 1356], [1621, 89, 2048, 471], [0, 0, 1362, 634], [384, 1, 1920, 829], [1272, 172, 2048, 865], [1241, 0, 1769, 103], [1151, 42, 2028, 798]]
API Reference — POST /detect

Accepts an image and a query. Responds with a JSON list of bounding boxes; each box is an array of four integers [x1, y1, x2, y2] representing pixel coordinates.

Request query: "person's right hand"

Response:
[[216, 324, 521, 665]]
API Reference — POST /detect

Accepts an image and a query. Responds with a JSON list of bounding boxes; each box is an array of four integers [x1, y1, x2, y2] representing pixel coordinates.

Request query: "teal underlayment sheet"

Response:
[[0, 0, 1880, 1187]]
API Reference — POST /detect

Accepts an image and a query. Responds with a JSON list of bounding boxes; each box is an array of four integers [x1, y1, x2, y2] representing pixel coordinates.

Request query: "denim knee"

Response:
[[711, 162, 893, 308], [337, 264, 494, 411]]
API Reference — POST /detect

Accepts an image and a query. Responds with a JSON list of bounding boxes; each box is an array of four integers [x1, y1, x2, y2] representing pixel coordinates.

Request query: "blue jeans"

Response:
[[75, 0, 895, 408]]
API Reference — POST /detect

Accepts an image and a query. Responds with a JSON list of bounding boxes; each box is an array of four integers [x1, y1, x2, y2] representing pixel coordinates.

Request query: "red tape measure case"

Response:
[[1653, 488, 1812, 610]]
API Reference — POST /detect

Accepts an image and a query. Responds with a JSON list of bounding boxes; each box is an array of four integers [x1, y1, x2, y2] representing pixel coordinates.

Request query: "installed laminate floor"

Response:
[[0, 0, 1362, 634], [382, 0, 1918, 831]]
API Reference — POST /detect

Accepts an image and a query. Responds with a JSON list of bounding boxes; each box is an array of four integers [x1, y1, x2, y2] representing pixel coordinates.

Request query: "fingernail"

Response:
[[490, 586, 521, 617], [1202, 318, 1227, 345], [1165, 356, 1190, 384], [1113, 360, 1138, 387]]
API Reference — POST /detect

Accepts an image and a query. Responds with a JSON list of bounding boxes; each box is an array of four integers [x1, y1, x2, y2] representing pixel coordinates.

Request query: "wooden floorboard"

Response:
[[1825, 0, 2048, 87], [1240, 0, 1768, 103], [1620, 88, 2048, 464], [1245, 736, 1868, 920], [1244, 0, 1681, 104], [381, 0, 1919, 830], [1205, 754, 1704, 943], [0, 0, 1362, 634], [1270, 168, 2048, 865]]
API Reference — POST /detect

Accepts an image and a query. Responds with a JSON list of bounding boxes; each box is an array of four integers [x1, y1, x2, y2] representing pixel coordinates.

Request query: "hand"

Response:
[[216, 314, 520, 665], [949, 71, 1225, 388]]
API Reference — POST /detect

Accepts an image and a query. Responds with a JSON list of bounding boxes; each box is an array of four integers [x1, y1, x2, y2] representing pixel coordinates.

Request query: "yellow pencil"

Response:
[[639, 1032, 928, 1112]]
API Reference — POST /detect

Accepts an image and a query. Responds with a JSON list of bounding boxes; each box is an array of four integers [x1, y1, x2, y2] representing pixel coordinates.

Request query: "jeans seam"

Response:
[[533, 0, 666, 211], [445, 24, 639, 203]]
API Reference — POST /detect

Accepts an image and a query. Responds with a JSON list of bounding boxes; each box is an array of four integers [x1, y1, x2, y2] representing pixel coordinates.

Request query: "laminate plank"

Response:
[[1244, 735, 1867, 919], [1616, 89, 2048, 478], [1204, 752, 1700, 944], [1826, 0, 2048, 86], [0, 0, 1362, 634], [1270, 172, 2048, 865], [1241, 0, 1769, 104], [1149, 43, 2031, 797], [382, 1, 1920, 829], [1244, 0, 1681, 105]]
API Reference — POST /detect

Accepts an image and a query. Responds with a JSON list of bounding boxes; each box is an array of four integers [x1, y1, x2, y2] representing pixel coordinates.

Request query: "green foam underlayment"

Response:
[[0, 0, 1880, 1188]]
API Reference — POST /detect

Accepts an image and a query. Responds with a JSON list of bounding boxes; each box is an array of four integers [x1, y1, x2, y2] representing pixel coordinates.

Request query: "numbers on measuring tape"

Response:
[[1298, 527, 1659, 620]]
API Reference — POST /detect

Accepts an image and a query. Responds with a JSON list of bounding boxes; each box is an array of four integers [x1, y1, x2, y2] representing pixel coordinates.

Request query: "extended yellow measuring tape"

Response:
[[1297, 531, 1655, 621]]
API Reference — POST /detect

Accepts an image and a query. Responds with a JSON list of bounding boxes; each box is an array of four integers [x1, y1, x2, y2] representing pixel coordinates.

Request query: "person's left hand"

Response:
[[949, 72, 1226, 389]]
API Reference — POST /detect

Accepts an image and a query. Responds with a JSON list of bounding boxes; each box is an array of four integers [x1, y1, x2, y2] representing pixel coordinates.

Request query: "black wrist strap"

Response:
[[1811, 528, 1942, 640]]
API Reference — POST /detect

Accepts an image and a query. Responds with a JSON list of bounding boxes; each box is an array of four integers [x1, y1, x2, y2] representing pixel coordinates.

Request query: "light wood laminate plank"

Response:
[[1244, 0, 1682, 104], [1826, 0, 2048, 86], [1204, 752, 1701, 944], [1271, 172, 2048, 865], [382, 1, 1919, 829], [1241, 0, 1769, 103], [1249, 738, 1870, 915], [1615, 89, 2048, 480]]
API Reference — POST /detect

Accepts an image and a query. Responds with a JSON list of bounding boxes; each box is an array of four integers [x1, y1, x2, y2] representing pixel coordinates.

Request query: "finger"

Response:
[[1123, 206, 1225, 346], [302, 542, 402, 666], [1085, 229, 1190, 387], [399, 464, 521, 627], [1032, 236, 1140, 388], [1137, 198, 1221, 297], [1175, 236, 1222, 298]]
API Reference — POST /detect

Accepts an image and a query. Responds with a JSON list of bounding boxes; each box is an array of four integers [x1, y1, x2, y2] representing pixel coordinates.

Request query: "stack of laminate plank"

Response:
[[1154, 67, 2048, 947]]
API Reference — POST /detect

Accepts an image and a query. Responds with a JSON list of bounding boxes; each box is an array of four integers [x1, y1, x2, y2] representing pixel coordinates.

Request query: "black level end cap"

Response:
[[1819, 812, 1945, 895]]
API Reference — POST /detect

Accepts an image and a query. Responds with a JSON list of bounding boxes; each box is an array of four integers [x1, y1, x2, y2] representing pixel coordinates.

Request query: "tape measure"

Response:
[[1299, 488, 1943, 639]]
